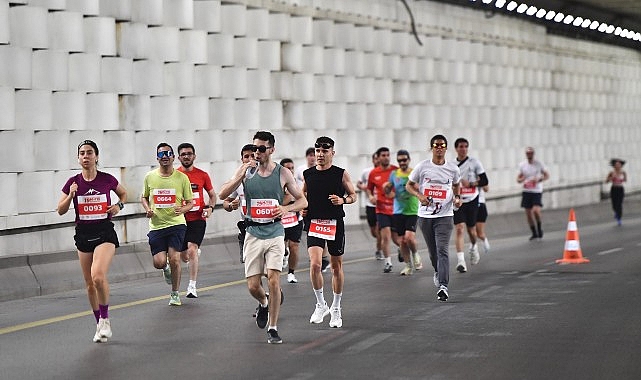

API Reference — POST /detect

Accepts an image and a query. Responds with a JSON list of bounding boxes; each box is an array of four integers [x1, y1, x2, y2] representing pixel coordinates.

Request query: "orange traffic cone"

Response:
[[556, 208, 589, 264]]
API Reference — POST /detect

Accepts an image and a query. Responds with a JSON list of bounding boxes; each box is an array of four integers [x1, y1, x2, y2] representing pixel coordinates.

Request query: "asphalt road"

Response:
[[1, 209, 641, 380]]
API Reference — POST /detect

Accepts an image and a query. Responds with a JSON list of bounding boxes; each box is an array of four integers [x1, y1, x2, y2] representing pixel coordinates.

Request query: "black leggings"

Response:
[[610, 186, 624, 219]]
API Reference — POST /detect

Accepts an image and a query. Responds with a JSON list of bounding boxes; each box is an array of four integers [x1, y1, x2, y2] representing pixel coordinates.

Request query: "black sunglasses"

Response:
[[397, 158, 408, 163], [250, 145, 271, 153], [315, 142, 333, 149]]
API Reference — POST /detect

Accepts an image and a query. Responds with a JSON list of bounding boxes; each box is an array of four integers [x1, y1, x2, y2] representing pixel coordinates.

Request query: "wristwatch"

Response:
[[117, 201, 124, 210]]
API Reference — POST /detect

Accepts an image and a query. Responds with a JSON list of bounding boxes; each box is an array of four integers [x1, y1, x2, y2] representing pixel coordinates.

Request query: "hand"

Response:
[[454, 197, 463, 209], [202, 207, 212, 218], [328, 194, 343, 205], [145, 209, 154, 218], [69, 182, 78, 197], [230, 198, 240, 210], [174, 205, 185, 215], [107, 204, 120, 216], [272, 205, 284, 219], [418, 195, 432, 207]]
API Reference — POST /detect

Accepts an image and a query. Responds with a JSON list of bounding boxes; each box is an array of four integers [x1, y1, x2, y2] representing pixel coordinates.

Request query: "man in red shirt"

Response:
[[177, 143, 216, 298], [367, 147, 398, 273]]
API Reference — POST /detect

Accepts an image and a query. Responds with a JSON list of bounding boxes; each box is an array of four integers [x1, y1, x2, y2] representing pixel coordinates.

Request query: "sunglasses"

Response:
[[315, 142, 333, 149], [432, 143, 447, 149], [157, 150, 174, 158], [251, 145, 271, 153], [179, 152, 194, 157], [397, 158, 408, 163]]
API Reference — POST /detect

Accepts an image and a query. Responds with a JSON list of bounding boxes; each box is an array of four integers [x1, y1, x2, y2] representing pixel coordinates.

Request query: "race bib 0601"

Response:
[[250, 198, 279, 223]]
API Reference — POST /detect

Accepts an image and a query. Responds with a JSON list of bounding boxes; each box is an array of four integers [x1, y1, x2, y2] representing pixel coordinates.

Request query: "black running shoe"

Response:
[[267, 328, 282, 344], [321, 258, 330, 272], [255, 304, 268, 329], [437, 285, 449, 302]]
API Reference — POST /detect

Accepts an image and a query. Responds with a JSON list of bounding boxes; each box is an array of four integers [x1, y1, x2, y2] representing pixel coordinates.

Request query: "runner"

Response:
[[475, 185, 491, 254], [141, 143, 194, 306], [280, 158, 303, 284], [367, 147, 398, 273], [177, 143, 216, 298], [303, 136, 357, 328], [218, 131, 307, 344], [406, 134, 461, 301], [517, 147, 550, 240], [357, 152, 383, 260], [453, 137, 488, 272], [57, 140, 127, 343]]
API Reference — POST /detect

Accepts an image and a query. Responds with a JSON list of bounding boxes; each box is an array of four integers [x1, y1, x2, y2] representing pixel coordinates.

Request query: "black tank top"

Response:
[[303, 165, 346, 220]]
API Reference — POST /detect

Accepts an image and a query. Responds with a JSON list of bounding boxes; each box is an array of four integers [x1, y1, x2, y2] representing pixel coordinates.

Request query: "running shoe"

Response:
[[321, 258, 330, 272], [329, 307, 343, 328], [267, 328, 282, 344], [483, 237, 491, 254], [413, 252, 423, 270], [186, 285, 198, 298], [469, 244, 480, 265], [92, 321, 106, 343], [287, 273, 298, 283], [98, 318, 112, 340], [456, 259, 467, 273], [375, 250, 383, 260], [162, 264, 172, 285], [169, 291, 181, 306], [255, 303, 268, 329], [433, 272, 439, 287], [309, 302, 330, 324], [437, 285, 449, 302], [400, 264, 413, 276], [383, 262, 393, 273]]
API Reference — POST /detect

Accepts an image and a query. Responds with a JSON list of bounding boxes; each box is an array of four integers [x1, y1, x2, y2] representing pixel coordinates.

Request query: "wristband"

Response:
[[117, 201, 124, 210]]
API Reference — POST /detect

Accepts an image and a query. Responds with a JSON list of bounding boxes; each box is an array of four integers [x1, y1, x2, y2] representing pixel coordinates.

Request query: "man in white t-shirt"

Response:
[[406, 134, 461, 302], [516, 147, 549, 240]]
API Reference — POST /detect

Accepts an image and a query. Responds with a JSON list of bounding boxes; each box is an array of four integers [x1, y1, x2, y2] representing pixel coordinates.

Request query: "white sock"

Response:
[[385, 256, 392, 265], [314, 288, 326, 305], [189, 280, 196, 288], [457, 251, 465, 262], [331, 292, 342, 310], [268, 325, 277, 331]]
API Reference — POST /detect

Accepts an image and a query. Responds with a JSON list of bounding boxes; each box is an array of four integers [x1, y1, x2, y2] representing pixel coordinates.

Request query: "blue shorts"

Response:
[[148, 224, 187, 256]]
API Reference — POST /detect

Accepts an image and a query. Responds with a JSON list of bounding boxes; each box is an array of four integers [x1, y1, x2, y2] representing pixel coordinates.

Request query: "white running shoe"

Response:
[[92, 321, 106, 343], [413, 253, 423, 270], [309, 302, 330, 324], [469, 244, 480, 265], [162, 264, 172, 285], [186, 285, 198, 298], [329, 307, 343, 328], [98, 318, 112, 339], [483, 238, 490, 254], [437, 285, 449, 301], [287, 273, 298, 283], [456, 260, 467, 273]]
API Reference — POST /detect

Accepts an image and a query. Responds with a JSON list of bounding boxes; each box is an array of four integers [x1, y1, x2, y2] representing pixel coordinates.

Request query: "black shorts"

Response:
[[74, 221, 119, 253], [148, 224, 187, 256], [521, 192, 543, 209], [376, 213, 394, 229], [284, 221, 303, 242], [477, 203, 488, 223], [181, 220, 206, 251], [392, 214, 418, 236], [306, 218, 345, 256], [365, 206, 377, 227], [453, 196, 479, 227]]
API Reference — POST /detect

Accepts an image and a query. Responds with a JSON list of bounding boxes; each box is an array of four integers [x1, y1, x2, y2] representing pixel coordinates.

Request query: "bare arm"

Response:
[[328, 170, 357, 206], [218, 161, 254, 200], [107, 183, 127, 216], [276, 167, 307, 218]]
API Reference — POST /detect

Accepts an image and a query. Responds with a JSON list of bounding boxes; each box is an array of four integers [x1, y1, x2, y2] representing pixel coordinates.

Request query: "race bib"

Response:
[[240, 196, 247, 216], [153, 188, 176, 208], [460, 186, 476, 195], [424, 185, 447, 200], [77, 194, 108, 220], [524, 179, 537, 189], [250, 198, 278, 223], [189, 192, 201, 212], [281, 212, 299, 228], [308, 219, 337, 240]]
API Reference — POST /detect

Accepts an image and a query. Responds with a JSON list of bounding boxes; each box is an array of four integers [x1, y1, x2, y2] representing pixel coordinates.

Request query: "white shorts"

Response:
[[243, 233, 285, 278]]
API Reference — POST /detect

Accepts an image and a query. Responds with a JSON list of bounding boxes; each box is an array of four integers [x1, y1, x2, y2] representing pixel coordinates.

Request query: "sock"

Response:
[[314, 288, 325, 305], [288, 268, 294, 274], [93, 309, 100, 323], [530, 225, 537, 236], [189, 280, 196, 288], [457, 251, 465, 263], [268, 325, 277, 331], [331, 292, 342, 310], [385, 256, 392, 265], [99, 304, 109, 319], [536, 221, 543, 236]]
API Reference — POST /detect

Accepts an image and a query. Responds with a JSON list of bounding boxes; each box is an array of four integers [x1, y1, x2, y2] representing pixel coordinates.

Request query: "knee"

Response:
[[92, 272, 106, 289], [310, 261, 322, 273]]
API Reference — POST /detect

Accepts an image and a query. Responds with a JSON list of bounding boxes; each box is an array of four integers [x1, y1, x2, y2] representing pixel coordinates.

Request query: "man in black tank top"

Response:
[[303, 136, 357, 329]]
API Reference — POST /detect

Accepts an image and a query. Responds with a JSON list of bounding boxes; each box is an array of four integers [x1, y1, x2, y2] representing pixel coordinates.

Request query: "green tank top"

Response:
[[244, 163, 284, 239]]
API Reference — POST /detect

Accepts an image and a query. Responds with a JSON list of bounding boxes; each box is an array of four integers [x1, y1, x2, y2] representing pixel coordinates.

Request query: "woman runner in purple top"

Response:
[[57, 140, 127, 343]]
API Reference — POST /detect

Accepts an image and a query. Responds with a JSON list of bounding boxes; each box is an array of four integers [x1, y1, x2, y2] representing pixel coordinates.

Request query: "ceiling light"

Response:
[[581, 19, 591, 28], [517, 4, 528, 13], [563, 15, 574, 24], [506, 1, 518, 11], [589, 21, 599, 30], [553, 12, 564, 22], [597, 23, 607, 32], [536, 9, 546, 18], [606, 25, 615, 34], [526, 6, 537, 16], [545, 10, 556, 20], [572, 17, 583, 26], [495, 0, 506, 8], [482, 0, 492, 4], [614, 27, 622, 35]]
